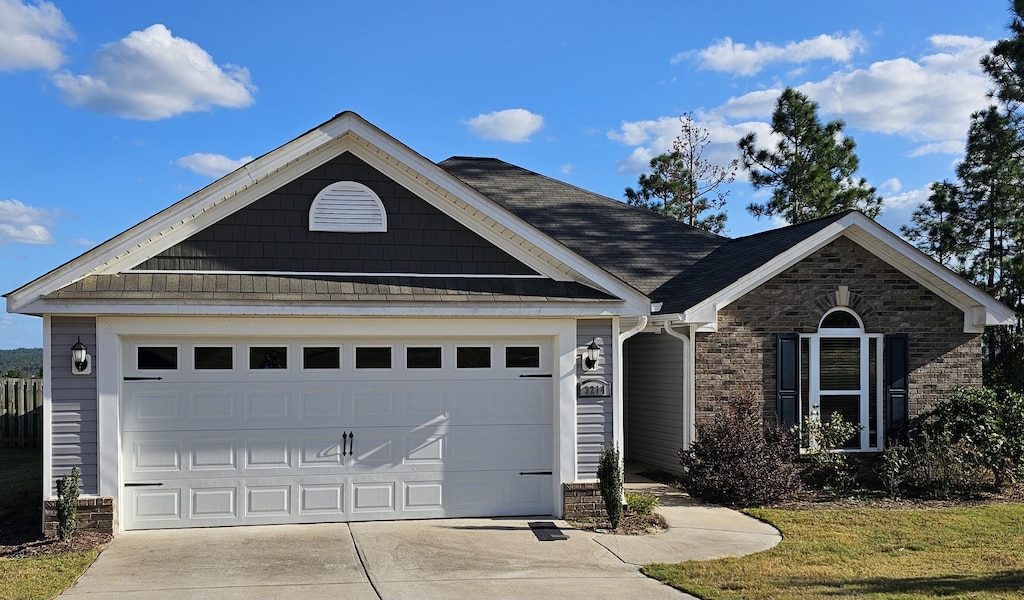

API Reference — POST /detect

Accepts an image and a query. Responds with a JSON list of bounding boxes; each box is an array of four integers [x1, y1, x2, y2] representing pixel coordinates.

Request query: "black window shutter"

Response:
[[885, 334, 910, 440], [776, 334, 800, 430]]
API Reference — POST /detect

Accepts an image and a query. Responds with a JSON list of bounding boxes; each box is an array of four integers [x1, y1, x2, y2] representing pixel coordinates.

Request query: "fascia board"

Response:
[[680, 221, 849, 324], [841, 219, 1017, 329], [338, 123, 652, 311], [9, 111, 649, 315], [15, 298, 629, 318], [6, 120, 347, 311], [676, 212, 1016, 332]]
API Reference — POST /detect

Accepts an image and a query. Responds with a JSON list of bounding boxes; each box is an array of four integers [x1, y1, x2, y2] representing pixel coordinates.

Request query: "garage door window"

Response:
[[505, 346, 540, 368], [138, 346, 178, 370], [406, 346, 442, 369], [303, 346, 340, 370], [356, 346, 392, 369], [456, 346, 491, 369], [194, 346, 233, 370], [249, 346, 287, 369]]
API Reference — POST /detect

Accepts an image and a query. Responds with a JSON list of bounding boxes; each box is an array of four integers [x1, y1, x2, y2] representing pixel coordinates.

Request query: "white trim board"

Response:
[[679, 212, 1015, 333], [7, 112, 651, 316]]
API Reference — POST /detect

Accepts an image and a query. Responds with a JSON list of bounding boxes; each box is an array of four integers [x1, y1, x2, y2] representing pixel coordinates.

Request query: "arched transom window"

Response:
[[799, 308, 883, 451]]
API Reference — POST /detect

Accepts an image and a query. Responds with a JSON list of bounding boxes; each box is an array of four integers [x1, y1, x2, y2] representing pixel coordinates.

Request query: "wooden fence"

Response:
[[0, 378, 43, 448]]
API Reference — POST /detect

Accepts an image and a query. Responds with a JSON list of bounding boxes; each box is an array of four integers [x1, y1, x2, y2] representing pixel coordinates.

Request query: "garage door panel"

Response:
[[121, 336, 555, 530], [447, 425, 552, 471]]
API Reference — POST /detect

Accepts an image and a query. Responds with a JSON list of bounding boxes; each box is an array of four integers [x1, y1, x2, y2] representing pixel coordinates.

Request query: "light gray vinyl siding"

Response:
[[50, 317, 98, 494], [576, 319, 613, 480], [624, 332, 683, 473]]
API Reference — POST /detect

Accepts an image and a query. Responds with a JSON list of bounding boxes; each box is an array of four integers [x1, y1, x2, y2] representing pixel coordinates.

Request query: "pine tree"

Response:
[[625, 113, 734, 234], [900, 180, 968, 268], [738, 88, 882, 224]]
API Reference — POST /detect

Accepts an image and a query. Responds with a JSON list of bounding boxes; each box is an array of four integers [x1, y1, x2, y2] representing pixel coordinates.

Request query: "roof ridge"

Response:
[[439, 157, 727, 241]]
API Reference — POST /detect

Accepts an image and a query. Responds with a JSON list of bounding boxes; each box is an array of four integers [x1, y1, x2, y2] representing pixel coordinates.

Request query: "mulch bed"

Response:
[[0, 502, 111, 559], [569, 510, 668, 535]]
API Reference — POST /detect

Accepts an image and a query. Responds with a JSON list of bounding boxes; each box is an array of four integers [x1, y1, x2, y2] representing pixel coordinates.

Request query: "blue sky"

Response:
[[0, 0, 1013, 348]]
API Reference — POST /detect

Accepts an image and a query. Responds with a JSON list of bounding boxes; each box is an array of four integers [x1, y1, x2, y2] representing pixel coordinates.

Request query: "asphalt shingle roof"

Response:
[[440, 157, 852, 313]]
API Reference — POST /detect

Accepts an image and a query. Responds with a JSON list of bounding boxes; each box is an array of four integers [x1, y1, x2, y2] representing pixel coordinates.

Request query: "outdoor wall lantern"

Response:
[[71, 337, 92, 375], [582, 338, 602, 371]]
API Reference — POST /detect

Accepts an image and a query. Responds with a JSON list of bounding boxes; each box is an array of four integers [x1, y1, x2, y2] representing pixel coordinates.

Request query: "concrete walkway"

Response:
[[601, 470, 783, 565], [58, 474, 780, 600]]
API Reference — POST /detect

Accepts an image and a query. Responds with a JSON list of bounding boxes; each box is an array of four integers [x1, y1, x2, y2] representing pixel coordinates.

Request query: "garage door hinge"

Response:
[[124, 377, 164, 381], [518, 374, 552, 378], [124, 482, 164, 487], [519, 471, 553, 475]]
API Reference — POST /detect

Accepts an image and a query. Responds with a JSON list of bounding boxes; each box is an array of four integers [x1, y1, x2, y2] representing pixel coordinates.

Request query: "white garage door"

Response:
[[120, 337, 554, 530]]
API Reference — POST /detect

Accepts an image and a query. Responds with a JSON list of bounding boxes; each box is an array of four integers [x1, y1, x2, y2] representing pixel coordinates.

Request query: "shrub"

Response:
[[900, 429, 991, 499], [876, 442, 909, 499], [679, 389, 802, 506], [55, 466, 80, 541], [921, 387, 1024, 487], [597, 443, 623, 528], [625, 491, 659, 515], [799, 412, 863, 497]]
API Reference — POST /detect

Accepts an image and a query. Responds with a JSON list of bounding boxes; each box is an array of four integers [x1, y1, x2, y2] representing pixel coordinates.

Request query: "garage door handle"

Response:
[[342, 432, 349, 456]]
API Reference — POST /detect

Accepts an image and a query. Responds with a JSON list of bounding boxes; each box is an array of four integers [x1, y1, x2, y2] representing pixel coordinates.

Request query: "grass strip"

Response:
[[643, 505, 1024, 599]]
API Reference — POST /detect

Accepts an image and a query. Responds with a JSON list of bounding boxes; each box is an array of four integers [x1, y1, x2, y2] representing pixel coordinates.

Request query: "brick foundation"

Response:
[[562, 482, 606, 520], [44, 497, 115, 535]]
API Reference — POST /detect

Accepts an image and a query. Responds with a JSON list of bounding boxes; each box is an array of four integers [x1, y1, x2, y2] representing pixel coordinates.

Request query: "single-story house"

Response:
[[6, 112, 1013, 533]]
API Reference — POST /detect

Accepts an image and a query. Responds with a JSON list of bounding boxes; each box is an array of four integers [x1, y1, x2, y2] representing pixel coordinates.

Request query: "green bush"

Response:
[[921, 387, 1024, 487], [679, 389, 802, 506], [799, 412, 863, 497], [876, 442, 910, 499], [55, 466, 80, 541], [625, 490, 659, 515], [891, 430, 991, 499], [597, 443, 623, 528]]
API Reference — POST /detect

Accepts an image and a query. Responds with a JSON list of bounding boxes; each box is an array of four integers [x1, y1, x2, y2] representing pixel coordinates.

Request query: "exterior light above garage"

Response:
[[583, 338, 601, 371], [71, 337, 92, 375]]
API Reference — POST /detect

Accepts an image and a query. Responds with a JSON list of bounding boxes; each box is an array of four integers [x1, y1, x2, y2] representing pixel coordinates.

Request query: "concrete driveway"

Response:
[[57, 519, 695, 600]]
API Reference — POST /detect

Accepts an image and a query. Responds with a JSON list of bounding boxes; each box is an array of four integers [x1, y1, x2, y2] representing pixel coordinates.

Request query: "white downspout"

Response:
[[618, 315, 648, 344], [661, 322, 696, 450]]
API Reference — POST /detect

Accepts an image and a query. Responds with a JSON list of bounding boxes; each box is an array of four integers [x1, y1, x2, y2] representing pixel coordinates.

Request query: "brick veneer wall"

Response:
[[562, 482, 607, 520], [694, 236, 982, 427], [44, 497, 115, 535]]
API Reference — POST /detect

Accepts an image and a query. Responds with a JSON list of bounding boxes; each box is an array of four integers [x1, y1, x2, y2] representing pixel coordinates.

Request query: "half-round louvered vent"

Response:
[[308, 181, 387, 232]]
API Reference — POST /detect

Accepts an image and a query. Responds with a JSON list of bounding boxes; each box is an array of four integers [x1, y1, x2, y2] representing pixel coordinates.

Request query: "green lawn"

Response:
[[643, 505, 1024, 599], [0, 447, 99, 600]]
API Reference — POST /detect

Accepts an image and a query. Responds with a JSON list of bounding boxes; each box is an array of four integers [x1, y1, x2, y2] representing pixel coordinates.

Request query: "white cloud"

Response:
[[678, 32, 866, 76], [52, 24, 256, 120], [174, 153, 253, 178], [710, 35, 991, 152], [559, 164, 574, 175], [880, 178, 902, 195], [0, 0, 72, 72], [883, 185, 931, 211], [68, 237, 94, 248], [608, 114, 769, 176], [0, 198, 56, 245], [465, 109, 544, 142]]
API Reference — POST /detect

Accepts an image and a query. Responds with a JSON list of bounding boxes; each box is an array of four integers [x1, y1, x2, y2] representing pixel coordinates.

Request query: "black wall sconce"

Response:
[[582, 338, 602, 371], [71, 337, 92, 375]]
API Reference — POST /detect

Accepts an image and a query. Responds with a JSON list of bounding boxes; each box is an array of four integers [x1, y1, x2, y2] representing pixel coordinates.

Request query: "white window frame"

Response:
[[800, 308, 885, 452]]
